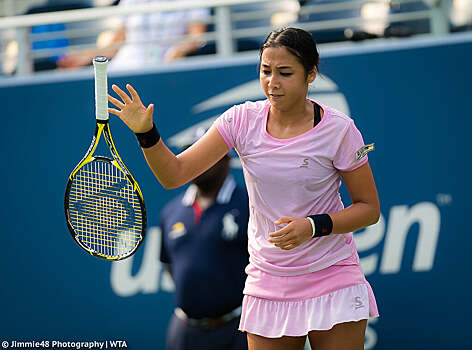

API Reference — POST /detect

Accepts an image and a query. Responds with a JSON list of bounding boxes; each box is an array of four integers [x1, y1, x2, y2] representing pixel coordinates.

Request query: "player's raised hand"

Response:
[[108, 84, 154, 133]]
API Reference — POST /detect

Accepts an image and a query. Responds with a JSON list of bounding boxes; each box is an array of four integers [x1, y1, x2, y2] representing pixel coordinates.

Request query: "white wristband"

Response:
[[307, 217, 316, 238]]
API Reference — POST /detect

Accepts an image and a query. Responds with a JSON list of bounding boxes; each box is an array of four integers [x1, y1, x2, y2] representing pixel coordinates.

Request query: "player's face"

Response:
[[260, 46, 314, 111]]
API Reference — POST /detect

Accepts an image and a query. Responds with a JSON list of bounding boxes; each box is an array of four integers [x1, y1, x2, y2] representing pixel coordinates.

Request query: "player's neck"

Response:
[[269, 99, 312, 127]]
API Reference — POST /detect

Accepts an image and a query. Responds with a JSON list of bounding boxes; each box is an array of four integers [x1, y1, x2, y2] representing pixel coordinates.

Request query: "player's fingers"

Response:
[[279, 242, 296, 250], [126, 84, 143, 105], [276, 237, 296, 246], [108, 107, 122, 117], [268, 226, 290, 240], [274, 217, 293, 225], [145, 104, 154, 117], [111, 84, 131, 104], [107, 94, 125, 109], [269, 232, 295, 246]]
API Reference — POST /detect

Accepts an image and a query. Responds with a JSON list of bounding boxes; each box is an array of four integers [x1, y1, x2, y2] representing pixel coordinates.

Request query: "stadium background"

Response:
[[0, 1, 470, 349]]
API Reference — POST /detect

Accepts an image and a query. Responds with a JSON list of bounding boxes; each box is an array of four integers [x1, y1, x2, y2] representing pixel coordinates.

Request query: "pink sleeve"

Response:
[[333, 120, 369, 172], [213, 104, 245, 151]]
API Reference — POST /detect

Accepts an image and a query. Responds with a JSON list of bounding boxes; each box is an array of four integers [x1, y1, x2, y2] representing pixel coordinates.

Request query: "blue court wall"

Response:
[[0, 32, 470, 350]]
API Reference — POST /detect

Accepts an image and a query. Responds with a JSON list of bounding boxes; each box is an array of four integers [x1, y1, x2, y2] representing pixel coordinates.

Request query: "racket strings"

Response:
[[68, 159, 143, 258], [67, 190, 142, 226]]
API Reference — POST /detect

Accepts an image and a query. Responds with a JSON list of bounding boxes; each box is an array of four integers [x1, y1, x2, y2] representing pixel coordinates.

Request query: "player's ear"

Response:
[[307, 68, 316, 84]]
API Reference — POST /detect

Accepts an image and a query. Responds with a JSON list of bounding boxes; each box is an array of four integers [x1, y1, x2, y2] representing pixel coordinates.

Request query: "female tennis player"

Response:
[[108, 27, 380, 350]]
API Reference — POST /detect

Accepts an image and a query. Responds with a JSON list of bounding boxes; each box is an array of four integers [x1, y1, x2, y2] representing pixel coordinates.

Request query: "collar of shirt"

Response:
[[181, 175, 236, 207]]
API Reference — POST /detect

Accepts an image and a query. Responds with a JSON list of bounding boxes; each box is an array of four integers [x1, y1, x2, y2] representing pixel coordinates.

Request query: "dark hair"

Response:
[[260, 27, 319, 76]]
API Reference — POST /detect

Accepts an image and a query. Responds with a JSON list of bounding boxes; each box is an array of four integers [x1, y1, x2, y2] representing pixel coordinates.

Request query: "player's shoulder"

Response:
[[243, 99, 267, 110], [317, 102, 355, 133], [322, 103, 353, 124], [231, 99, 267, 116]]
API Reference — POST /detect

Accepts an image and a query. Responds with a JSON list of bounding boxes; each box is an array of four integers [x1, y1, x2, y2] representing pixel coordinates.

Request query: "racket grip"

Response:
[[93, 56, 109, 121]]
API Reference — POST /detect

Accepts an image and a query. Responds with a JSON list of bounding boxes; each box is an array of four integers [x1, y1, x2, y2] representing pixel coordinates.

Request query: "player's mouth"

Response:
[[269, 94, 283, 99]]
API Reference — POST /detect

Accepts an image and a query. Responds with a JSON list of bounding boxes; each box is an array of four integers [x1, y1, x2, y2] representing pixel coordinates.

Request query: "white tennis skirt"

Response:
[[238, 263, 379, 338]]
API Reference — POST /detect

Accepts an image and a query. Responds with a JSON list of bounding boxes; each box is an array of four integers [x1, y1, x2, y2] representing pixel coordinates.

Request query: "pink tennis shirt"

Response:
[[214, 99, 369, 277]]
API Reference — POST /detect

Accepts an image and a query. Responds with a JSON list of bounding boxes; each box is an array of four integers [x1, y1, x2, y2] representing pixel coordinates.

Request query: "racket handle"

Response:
[[93, 56, 109, 121]]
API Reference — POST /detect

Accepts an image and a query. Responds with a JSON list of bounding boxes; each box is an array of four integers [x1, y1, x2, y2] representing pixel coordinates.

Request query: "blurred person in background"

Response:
[[1, 0, 119, 75], [17, 0, 95, 73], [59, 0, 210, 70], [159, 128, 249, 350]]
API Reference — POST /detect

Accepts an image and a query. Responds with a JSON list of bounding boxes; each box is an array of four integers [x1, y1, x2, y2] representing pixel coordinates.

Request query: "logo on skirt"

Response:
[[354, 297, 365, 310]]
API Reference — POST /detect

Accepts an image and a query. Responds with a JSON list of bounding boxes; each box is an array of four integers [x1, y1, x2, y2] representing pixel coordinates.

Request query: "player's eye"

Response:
[[280, 72, 293, 76], [261, 70, 271, 75]]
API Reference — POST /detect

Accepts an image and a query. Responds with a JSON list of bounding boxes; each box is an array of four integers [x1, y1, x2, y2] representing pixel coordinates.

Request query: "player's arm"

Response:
[[108, 84, 230, 189], [330, 162, 380, 233], [144, 126, 230, 189]]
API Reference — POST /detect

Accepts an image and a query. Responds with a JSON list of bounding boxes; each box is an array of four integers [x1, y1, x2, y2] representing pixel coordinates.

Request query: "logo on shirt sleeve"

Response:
[[225, 114, 233, 123], [356, 143, 375, 161]]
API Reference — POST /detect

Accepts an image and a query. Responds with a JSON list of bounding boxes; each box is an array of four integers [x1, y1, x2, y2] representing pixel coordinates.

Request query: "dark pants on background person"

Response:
[[166, 313, 247, 350]]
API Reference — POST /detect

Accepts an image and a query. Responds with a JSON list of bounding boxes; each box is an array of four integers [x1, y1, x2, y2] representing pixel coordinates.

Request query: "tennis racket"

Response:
[[64, 56, 146, 261]]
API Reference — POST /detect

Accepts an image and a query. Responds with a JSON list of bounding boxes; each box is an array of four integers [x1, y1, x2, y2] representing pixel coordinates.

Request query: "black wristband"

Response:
[[307, 214, 333, 238], [135, 123, 160, 148]]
